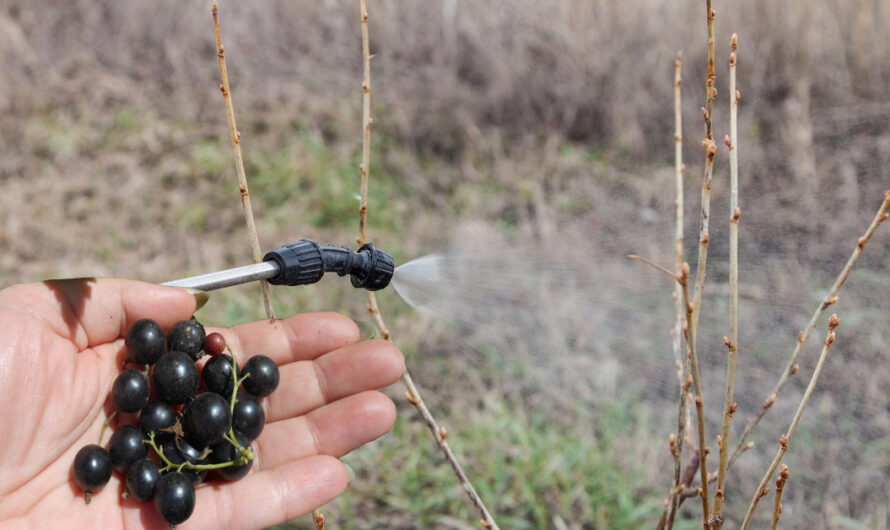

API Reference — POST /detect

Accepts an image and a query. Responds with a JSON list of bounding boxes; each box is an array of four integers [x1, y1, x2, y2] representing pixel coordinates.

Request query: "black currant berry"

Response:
[[125, 459, 160, 502], [183, 392, 231, 447], [203, 332, 227, 357], [108, 424, 147, 472], [209, 430, 253, 481], [152, 351, 199, 405], [168, 319, 206, 361], [154, 472, 195, 526], [139, 400, 177, 437], [125, 319, 166, 365], [159, 436, 207, 484], [232, 392, 265, 441], [72, 444, 112, 501], [202, 354, 235, 397], [241, 355, 280, 398], [112, 369, 150, 413]]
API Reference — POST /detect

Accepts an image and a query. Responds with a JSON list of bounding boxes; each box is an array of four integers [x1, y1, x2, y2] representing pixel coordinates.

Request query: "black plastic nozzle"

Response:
[[263, 239, 394, 291]]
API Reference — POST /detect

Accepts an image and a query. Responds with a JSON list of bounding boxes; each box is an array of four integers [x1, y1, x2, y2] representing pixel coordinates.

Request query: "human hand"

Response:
[[0, 278, 404, 529]]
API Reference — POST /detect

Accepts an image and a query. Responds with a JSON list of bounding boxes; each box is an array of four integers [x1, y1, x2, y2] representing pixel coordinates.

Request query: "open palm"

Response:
[[0, 279, 404, 529]]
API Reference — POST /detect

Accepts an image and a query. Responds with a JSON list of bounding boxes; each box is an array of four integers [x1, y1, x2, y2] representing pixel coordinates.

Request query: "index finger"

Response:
[[221, 312, 360, 365]]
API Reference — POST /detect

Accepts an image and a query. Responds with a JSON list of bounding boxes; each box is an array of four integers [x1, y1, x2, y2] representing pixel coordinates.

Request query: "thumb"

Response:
[[1, 278, 201, 349]]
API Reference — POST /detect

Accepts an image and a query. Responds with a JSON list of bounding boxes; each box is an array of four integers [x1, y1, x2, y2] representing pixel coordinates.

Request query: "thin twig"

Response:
[[712, 34, 739, 530], [355, 2, 498, 527], [770, 464, 790, 530], [690, 0, 717, 336], [739, 315, 840, 530], [657, 452, 702, 530], [663, 50, 689, 530], [688, 5, 717, 523], [679, 263, 711, 529], [728, 189, 890, 469], [627, 254, 680, 281], [211, 1, 275, 321]]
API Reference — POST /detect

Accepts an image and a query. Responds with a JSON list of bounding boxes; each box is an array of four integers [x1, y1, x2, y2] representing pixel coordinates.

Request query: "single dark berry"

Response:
[[209, 430, 253, 481], [203, 332, 227, 357], [202, 354, 235, 397], [108, 425, 147, 472], [159, 436, 207, 484], [154, 472, 195, 526], [126, 459, 160, 502], [168, 319, 206, 361], [152, 351, 199, 405], [232, 392, 265, 441], [183, 392, 231, 448], [112, 369, 151, 413], [73, 444, 112, 500], [139, 400, 177, 437], [241, 355, 280, 398], [125, 318, 166, 365]]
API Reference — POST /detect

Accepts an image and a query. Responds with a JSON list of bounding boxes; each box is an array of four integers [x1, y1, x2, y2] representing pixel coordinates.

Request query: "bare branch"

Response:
[[770, 464, 790, 530], [739, 316, 840, 530], [663, 50, 690, 530], [211, 2, 275, 321], [729, 189, 890, 468], [712, 33, 739, 529], [355, 2, 497, 527]]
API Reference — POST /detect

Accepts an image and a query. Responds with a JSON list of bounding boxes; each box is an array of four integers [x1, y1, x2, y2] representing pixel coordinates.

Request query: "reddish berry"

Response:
[[204, 332, 226, 357]]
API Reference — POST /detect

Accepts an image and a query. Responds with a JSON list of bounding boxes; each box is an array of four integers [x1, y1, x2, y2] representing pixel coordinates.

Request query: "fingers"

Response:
[[170, 456, 347, 530], [254, 391, 396, 471], [264, 339, 404, 422], [220, 312, 359, 365], [0, 279, 196, 350]]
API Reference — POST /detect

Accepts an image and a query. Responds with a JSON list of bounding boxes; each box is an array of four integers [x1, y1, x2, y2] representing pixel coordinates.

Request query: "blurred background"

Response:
[[2, 0, 890, 528]]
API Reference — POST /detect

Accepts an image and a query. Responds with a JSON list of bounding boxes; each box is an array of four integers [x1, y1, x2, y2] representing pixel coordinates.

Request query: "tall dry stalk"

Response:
[[711, 34, 739, 530], [739, 315, 840, 530], [355, 2, 498, 528], [728, 189, 890, 468], [211, 2, 275, 321]]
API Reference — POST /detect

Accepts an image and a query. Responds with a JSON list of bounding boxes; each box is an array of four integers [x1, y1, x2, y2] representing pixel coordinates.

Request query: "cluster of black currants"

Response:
[[72, 317, 280, 528]]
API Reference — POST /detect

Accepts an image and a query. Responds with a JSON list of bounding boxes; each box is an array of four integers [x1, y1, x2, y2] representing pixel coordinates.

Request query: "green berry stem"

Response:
[[98, 410, 118, 446], [224, 345, 248, 451], [144, 432, 253, 472]]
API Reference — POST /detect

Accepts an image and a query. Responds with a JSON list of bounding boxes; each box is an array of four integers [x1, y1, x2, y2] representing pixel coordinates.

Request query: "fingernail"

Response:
[[355, 320, 378, 340], [185, 288, 209, 311]]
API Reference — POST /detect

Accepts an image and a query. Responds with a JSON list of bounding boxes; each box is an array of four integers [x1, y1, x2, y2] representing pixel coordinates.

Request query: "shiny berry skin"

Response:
[[126, 459, 160, 502], [112, 369, 150, 413], [159, 436, 207, 484], [125, 319, 166, 365], [241, 355, 280, 398], [168, 319, 206, 361], [108, 424, 147, 472], [139, 400, 177, 437], [183, 392, 231, 447], [152, 351, 199, 405], [203, 332, 227, 357], [209, 430, 253, 481], [232, 392, 265, 441], [73, 444, 112, 497], [202, 354, 235, 397], [154, 472, 195, 526]]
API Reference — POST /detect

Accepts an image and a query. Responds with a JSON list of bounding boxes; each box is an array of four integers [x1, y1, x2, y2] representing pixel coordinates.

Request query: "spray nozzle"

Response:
[[264, 239, 394, 291], [162, 238, 395, 293]]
